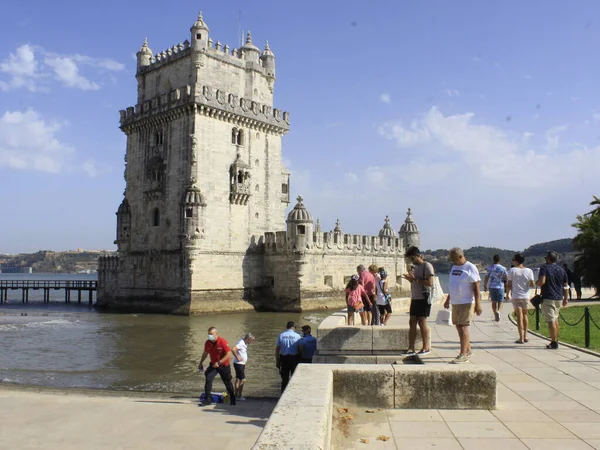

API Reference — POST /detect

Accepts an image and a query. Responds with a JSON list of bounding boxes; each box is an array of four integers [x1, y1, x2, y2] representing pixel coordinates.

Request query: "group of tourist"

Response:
[[348, 246, 573, 364], [438, 247, 570, 363], [344, 264, 393, 326], [197, 321, 318, 406]]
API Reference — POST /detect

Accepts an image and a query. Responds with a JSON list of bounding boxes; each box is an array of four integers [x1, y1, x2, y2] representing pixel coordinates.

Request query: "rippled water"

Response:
[[0, 275, 331, 397]]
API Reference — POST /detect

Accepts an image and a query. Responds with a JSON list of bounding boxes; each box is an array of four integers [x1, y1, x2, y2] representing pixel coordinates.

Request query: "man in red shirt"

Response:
[[198, 326, 236, 406], [358, 265, 375, 325]]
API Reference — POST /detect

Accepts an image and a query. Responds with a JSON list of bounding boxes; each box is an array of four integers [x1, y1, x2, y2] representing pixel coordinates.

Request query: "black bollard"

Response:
[[535, 304, 540, 331], [585, 307, 590, 348]]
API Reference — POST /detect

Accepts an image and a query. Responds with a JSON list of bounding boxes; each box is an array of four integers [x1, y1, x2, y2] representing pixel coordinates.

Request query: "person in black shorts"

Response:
[[401, 246, 435, 356]]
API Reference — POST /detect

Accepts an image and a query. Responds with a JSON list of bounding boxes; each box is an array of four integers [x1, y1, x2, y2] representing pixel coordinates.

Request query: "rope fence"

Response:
[[528, 304, 597, 348]]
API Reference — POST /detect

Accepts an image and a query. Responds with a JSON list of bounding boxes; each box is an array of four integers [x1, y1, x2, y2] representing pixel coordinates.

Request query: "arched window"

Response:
[[185, 208, 193, 218], [231, 128, 237, 144], [152, 208, 160, 227], [237, 171, 244, 184], [237, 129, 244, 146]]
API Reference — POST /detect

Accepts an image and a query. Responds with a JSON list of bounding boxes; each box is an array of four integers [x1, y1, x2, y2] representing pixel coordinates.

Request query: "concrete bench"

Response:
[[252, 363, 497, 450], [313, 305, 422, 364]]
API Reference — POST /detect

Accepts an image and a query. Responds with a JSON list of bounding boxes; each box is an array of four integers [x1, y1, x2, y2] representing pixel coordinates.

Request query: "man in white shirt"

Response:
[[232, 333, 255, 401], [444, 247, 482, 364]]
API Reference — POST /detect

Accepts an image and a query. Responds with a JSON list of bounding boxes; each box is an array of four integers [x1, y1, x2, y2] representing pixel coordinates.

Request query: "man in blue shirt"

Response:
[[275, 321, 301, 393], [298, 325, 317, 363], [484, 254, 508, 322], [537, 251, 569, 349]]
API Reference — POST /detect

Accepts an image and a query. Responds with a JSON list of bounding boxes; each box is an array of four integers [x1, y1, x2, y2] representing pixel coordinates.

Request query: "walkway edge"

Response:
[[506, 311, 600, 359]]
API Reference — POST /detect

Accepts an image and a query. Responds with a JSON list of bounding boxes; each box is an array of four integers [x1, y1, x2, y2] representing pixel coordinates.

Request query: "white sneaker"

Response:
[[451, 354, 470, 364], [238, 396, 247, 401]]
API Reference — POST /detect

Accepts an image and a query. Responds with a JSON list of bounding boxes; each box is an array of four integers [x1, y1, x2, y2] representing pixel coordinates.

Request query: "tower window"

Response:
[[281, 183, 288, 194], [151, 208, 160, 227], [297, 225, 306, 235], [185, 208, 193, 218], [324, 276, 333, 287], [237, 129, 244, 146], [231, 128, 237, 144], [154, 131, 163, 146], [197, 33, 202, 40]]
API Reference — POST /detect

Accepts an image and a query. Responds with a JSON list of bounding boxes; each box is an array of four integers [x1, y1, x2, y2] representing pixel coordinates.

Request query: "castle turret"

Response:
[[181, 184, 207, 246], [378, 215, 397, 238], [399, 208, 420, 250], [240, 32, 260, 63], [190, 11, 210, 52], [136, 38, 153, 71], [115, 198, 131, 252], [286, 196, 313, 250], [260, 41, 276, 92]]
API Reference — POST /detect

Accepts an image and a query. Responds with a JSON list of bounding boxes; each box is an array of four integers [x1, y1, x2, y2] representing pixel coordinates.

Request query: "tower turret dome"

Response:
[[286, 196, 313, 223], [379, 215, 397, 238], [240, 31, 260, 62], [399, 208, 419, 234]]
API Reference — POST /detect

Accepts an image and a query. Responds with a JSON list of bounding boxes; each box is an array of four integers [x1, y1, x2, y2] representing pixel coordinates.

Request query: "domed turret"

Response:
[[260, 41, 276, 91], [399, 208, 420, 250], [379, 215, 397, 238], [115, 198, 131, 252], [286, 196, 314, 250], [240, 31, 260, 63], [333, 219, 343, 235], [136, 38, 153, 70], [190, 12, 209, 52], [182, 185, 206, 206]]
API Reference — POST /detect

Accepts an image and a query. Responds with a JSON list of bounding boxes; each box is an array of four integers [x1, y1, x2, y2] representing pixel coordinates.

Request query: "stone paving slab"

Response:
[[332, 299, 600, 449], [0, 388, 275, 450]]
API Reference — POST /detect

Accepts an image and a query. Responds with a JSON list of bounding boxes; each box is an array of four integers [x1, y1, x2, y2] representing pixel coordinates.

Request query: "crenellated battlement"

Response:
[[119, 84, 289, 132], [98, 255, 119, 272], [119, 85, 194, 127], [142, 41, 191, 72], [264, 230, 404, 255]]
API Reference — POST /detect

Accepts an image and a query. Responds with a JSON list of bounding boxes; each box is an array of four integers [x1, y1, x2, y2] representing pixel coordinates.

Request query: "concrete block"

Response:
[[252, 405, 331, 450], [277, 364, 332, 408], [332, 364, 395, 408], [317, 325, 373, 352], [393, 364, 497, 410], [373, 325, 418, 351]]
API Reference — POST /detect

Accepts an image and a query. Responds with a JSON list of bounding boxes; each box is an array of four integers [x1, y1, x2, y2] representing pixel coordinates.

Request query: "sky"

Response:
[[1, 1, 599, 254]]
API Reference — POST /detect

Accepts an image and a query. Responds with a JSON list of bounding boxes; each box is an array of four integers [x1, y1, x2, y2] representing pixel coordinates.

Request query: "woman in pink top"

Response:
[[345, 275, 369, 325]]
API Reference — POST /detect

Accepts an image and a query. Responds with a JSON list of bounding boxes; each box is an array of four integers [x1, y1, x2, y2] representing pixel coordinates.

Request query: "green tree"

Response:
[[573, 196, 600, 291]]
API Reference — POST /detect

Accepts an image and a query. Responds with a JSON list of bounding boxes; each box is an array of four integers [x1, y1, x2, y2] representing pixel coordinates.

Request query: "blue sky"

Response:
[[1, 1, 599, 253]]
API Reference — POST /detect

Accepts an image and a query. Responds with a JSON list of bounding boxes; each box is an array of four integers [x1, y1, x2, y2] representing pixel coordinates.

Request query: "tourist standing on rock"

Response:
[[507, 253, 535, 344], [375, 269, 392, 325], [232, 333, 255, 401], [484, 254, 508, 322], [444, 247, 482, 364], [368, 264, 382, 325], [198, 326, 236, 406], [402, 246, 434, 355], [298, 325, 317, 363], [537, 251, 569, 349], [275, 321, 301, 393], [345, 275, 369, 325], [357, 265, 375, 325]]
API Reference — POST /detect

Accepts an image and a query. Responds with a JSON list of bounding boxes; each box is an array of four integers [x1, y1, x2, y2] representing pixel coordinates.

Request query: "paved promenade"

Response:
[[338, 300, 600, 450], [0, 387, 275, 450]]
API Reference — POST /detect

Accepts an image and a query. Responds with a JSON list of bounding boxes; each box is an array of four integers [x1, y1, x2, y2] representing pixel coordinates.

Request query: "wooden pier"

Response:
[[0, 280, 97, 305]]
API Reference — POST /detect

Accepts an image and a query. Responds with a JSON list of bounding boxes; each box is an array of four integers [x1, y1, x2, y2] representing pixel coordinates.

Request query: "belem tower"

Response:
[[97, 12, 420, 314]]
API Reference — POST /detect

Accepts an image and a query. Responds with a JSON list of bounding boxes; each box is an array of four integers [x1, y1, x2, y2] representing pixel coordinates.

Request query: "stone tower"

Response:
[[98, 12, 291, 314], [399, 208, 420, 251]]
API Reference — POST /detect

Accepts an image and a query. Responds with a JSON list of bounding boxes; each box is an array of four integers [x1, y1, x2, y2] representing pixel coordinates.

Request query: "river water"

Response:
[[0, 274, 330, 398]]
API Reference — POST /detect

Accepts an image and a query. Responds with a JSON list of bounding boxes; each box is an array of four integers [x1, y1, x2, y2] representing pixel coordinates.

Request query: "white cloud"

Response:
[[45, 57, 100, 91], [82, 160, 110, 177], [379, 93, 391, 104], [0, 109, 74, 173], [445, 89, 460, 97], [0, 44, 38, 92], [0, 44, 123, 92], [592, 113, 600, 122]]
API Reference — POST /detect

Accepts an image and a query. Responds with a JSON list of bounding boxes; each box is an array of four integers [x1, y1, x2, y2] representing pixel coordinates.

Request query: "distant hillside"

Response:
[[424, 238, 576, 273], [0, 250, 114, 274]]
